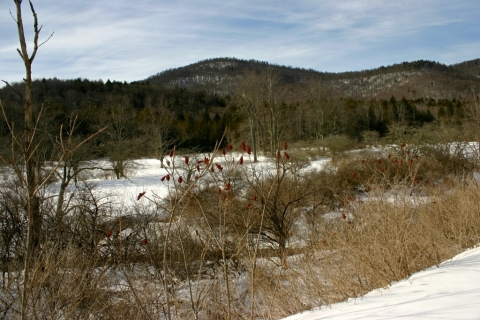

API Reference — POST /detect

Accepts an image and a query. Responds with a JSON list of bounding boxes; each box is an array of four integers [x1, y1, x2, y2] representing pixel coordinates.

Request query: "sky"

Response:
[[1, 0, 479, 86]]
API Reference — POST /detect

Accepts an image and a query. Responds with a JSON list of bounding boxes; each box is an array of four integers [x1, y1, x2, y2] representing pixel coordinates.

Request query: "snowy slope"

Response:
[[283, 245, 480, 320]]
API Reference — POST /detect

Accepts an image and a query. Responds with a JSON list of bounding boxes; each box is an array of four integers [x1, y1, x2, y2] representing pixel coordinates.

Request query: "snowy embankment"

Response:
[[283, 245, 480, 320]]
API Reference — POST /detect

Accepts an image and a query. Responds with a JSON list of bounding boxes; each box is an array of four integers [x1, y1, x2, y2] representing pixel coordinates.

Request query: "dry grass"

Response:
[[2, 144, 480, 319], [243, 179, 480, 318]]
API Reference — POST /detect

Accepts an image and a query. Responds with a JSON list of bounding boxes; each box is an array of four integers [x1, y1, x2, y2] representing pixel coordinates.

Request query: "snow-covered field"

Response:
[[51, 142, 479, 213], [70, 153, 330, 212], [283, 245, 480, 320]]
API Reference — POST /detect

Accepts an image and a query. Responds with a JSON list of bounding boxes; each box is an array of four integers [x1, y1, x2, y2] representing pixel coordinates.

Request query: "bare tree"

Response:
[[304, 77, 339, 140], [237, 68, 290, 158], [50, 112, 107, 236], [138, 95, 180, 167], [102, 94, 136, 178], [0, 2, 104, 317], [236, 70, 261, 162], [8, 0, 53, 258], [0, 2, 54, 317], [263, 68, 283, 154]]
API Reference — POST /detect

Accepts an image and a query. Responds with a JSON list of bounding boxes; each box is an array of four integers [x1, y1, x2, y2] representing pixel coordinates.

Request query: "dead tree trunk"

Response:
[[14, 0, 44, 258], [10, 1, 53, 317]]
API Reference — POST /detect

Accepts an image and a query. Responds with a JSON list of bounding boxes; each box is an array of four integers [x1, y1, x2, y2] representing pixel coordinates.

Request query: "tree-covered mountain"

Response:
[[144, 57, 480, 99], [451, 58, 480, 78]]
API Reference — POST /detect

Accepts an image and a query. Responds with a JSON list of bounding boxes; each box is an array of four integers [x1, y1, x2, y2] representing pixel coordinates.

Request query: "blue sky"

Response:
[[0, 0, 479, 86]]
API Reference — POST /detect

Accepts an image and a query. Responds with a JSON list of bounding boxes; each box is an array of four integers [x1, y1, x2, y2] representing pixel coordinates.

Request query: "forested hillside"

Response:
[[146, 57, 480, 99], [452, 58, 480, 78], [1, 57, 478, 170]]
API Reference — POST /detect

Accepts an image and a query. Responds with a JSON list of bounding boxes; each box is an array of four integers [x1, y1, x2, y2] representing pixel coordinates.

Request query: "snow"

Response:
[[94, 156, 480, 320], [282, 245, 480, 320], [76, 154, 331, 213], [39, 151, 480, 318]]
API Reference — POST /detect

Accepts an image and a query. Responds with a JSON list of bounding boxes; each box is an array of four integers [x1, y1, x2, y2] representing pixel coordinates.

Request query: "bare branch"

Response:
[[38, 31, 54, 49], [28, 0, 40, 63], [9, 9, 18, 23], [59, 124, 64, 153], [0, 295, 21, 316], [1, 80, 24, 102], [16, 48, 24, 60], [24, 135, 44, 164], [34, 126, 107, 195]]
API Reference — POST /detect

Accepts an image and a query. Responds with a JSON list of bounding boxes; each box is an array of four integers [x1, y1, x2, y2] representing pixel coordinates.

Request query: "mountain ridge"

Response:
[[143, 57, 480, 99]]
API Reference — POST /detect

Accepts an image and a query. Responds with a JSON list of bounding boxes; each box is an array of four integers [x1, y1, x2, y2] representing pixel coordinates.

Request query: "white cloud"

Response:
[[1, 0, 479, 86]]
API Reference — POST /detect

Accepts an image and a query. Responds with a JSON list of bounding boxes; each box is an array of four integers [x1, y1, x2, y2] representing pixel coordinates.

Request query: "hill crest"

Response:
[[144, 57, 480, 99]]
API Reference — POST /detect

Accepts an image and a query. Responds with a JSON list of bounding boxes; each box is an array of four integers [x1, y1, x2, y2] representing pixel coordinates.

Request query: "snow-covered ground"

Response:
[[70, 153, 331, 212], [41, 150, 480, 319], [283, 245, 480, 320]]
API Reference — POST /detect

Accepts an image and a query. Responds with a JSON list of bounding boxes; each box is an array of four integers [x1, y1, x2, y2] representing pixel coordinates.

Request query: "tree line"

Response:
[[1, 72, 473, 169]]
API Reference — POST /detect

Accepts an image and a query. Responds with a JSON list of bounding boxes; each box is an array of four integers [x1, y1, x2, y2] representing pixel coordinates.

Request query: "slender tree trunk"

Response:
[[55, 164, 71, 237], [15, 0, 43, 255], [13, 1, 47, 317], [249, 117, 258, 162]]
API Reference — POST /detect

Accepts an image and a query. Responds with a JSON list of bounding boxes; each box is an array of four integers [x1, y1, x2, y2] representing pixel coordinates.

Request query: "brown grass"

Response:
[[2, 145, 480, 319]]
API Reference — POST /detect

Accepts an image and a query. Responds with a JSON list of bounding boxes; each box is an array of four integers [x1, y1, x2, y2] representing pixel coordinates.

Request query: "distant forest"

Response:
[[0, 70, 474, 171]]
